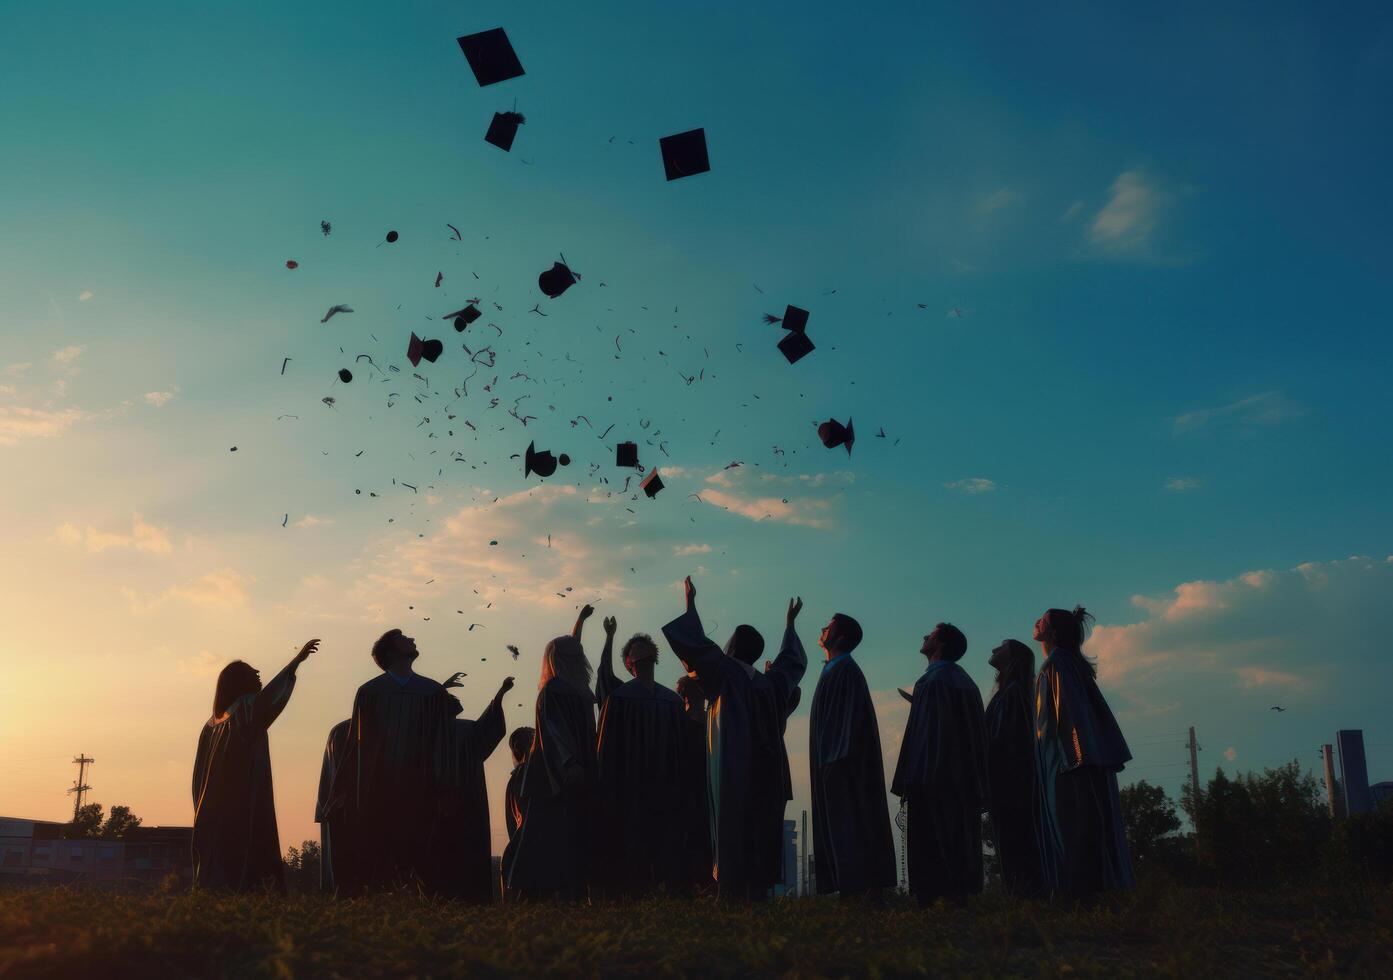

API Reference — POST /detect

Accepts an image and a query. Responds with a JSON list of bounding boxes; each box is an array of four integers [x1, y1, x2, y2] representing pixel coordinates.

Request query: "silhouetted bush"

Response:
[[1324, 802, 1393, 883]]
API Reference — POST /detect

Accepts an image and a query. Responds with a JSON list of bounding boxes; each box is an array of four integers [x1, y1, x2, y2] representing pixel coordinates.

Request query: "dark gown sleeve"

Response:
[[594, 633, 623, 707], [892, 666, 989, 808], [661, 607, 728, 701], [251, 662, 298, 730], [765, 625, 808, 712]]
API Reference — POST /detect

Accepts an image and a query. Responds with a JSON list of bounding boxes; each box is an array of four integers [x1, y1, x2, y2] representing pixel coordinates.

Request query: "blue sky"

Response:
[[3, 1, 1392, 851]]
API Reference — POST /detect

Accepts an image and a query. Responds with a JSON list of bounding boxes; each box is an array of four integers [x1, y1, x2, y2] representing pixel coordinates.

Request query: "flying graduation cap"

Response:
[[524, 441, 571, 479], [766, 305, 815, 364], [407, 332, 444, 367], [457, 28, 525, 87], [616, 441, 639, 469], [659, 128, 710, 181], [817, 417, 855, 456], [485, 111, 525, 152], [338, 369, 353, 383], [640, 467, 664, 498], [538, 259, 578, 299], [446, 304, 482, 331]]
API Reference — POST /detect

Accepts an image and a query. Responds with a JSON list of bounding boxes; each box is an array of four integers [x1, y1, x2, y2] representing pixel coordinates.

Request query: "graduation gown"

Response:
[[438, 694, 506, 902], [595, 674, 687, 896], [1035, 647, 1135, 896], [191, 663, 296, 892], [809, 654, 896, 895], [985, 681, 1045, 895], [329, 671, 457, 893], [679, 712, 713, 891], [662, 607, 807, 900], [315, 719, 355, 894], [506, 676, 597, 900], [891, 659, 989, 904]]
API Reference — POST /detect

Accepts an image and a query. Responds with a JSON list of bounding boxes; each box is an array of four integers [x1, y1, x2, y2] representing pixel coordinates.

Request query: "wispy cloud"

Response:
[[52, 345, 86, 365], [1060, 199, 1085, 222], [78, 290, 94, 302], [944, 477, 996, 495], [53, 515, 173, 554], [0, 406, 88, 446], [165, 568, 254, 607], [3, 363, 33, 378], [1165, 477, 1203, 492], [143, 388, 179, 407], [1090, 170, 1166, 252], [1172, 391, 1302, 434], [1224, 746, 1238, 761], [979, 187, 1021, 213], [293, 515, 334, 528], [673, 543, 712, 556]]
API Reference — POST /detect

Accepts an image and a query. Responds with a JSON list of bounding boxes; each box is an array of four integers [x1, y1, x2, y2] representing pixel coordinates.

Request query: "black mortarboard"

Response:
[[782, 305, 809, 333], [338, 368, 353, 383], [385, 230, 399, 243], [640, 468, 664, 498], [616, 441, 639, 468], [447, 305, 482, 331], [407, 332, 444, 367], [524, 440, 563, 478], [538, 260, 578, 298], [817, 417, 855, 456], [457, 28, 525, 87], [659, 128, 710, 181], [778, 330, 815, 364], [485, 111, 525, 152]]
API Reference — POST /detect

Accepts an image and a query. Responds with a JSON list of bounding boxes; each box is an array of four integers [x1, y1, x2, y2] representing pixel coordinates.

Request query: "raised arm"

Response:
[[571, 603, 595, 641], [594, 616, 622, 706], [252, 638, 318, 729], [765, 597, 808, 705], [660, 576, 726, 699]]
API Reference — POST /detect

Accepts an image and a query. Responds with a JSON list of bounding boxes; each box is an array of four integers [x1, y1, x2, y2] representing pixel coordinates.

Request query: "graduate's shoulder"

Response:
[[611, 678, 683, 705]]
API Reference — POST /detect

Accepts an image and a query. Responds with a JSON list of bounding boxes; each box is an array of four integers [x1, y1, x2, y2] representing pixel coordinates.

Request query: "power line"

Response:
[[68, 754, 94, 821]]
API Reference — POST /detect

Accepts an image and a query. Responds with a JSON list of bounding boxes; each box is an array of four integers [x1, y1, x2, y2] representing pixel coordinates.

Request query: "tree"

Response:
[[101, 804, 143, 840], [68, 803, 104, 839], [1121, 780, 1182, 870], [284, 840, 322, 893]]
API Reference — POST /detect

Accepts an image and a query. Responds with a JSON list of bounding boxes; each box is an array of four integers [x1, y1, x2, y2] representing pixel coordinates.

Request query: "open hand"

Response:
[[603, 616, 617, 637], [786, 597, 803, 626], [295, 638, 320, 664]]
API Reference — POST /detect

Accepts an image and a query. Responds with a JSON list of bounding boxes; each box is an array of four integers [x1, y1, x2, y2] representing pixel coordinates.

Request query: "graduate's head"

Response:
[[212, 660, 261, 717], [1033, 607, 1094, 651], [675, 674, 706, 712], [989, 639, 1034, 689], [819, 613, 863, 657], [620, 633, 659, 675], [371, 629, 418, 671], [540, 634, 593, 693], [723, 624, 765, 666], [508, 726, 535, 766], [921, 623, 967, 662]]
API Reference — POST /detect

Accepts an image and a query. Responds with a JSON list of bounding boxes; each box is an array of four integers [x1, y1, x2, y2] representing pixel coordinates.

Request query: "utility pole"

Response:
[[1187, 727, 1201, 802], [1322, 744, 1338, 819], [68, 754, 94, 821], [800, 809, 808, 897]]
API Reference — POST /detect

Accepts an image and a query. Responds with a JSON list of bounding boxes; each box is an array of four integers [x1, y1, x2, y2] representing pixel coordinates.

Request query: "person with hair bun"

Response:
[[985, 639, 1046, 896], [1032, 606, 1135, 898]]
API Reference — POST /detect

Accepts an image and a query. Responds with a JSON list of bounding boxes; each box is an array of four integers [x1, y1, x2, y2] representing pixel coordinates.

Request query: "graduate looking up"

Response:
[[984, 639, 1046, 897], [506, 633, 596, 901], [661, 576, 807, 902], [592, 614, 687, 896], [1032, 606, 1134, 899], [438, 672, 514, 903], [314, 718, 354, 895], [891, 623, 989, 907], [327, 629, 458, 894], [500, 724, 535, 893], [808, 613, 896, 898], [192, 638, 319, 892]]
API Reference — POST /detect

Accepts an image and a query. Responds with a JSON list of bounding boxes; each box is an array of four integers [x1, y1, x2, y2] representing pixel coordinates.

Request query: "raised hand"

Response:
[[295, 638, 320, 664], [786, 596, 803, 627], [684, 575, 697, 609], [603, 615, 617, 637], [498, 676, 515, 699], [578, 604, 595, 622]]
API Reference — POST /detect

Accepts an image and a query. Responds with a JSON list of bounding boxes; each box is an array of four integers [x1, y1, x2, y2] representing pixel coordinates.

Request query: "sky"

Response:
[[3, 1, 1392, 859]]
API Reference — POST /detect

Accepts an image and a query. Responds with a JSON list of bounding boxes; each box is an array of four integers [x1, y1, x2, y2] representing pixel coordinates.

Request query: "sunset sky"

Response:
[[3, 1, 1392, 857]]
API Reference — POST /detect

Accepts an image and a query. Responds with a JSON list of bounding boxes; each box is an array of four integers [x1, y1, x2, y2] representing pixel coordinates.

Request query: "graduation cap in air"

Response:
[[338, 369, 353, 383], [524, 441, 571, 479], [659, 128, 710, 181], [538, 259, 578, 299], [407, 332, 444, 367], [616, 441, 639, 469], [640, 467, 664, 498], [485, 111, 525, 152], [764, 305, 809, 333], [778, 331, 815, 364], [817, 417, 854, 456], [457, 28, 525, 87], [447, 305, 482, 331]]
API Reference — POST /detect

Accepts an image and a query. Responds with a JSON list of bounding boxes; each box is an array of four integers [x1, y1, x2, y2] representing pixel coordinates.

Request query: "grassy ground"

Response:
[[2, 880, 1391, 978]]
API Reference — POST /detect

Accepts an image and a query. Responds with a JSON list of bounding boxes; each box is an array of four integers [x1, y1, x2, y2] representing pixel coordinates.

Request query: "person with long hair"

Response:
[[1032, 606, 1135, 899], [985, 638, 1045, 896], [314, 718, 354, 894], [505, 632, 597, 900], [191, 639, 319, 891]]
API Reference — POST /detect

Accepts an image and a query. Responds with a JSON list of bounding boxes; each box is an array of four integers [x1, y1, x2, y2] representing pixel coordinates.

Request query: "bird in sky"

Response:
[[1271, 705, 1287, 712], [320, 304, 353, 323]]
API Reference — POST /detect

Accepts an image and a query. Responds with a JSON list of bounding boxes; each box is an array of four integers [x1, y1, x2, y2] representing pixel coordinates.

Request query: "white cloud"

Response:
[[294, 515, 334, 529], [3, 363, 33, 378], [165, 568, 254, 608], [177, 650, 224, 676], [52, 345, 86, 365], [1166, 477, 1202, 492], [53, 515, 173, 554], [698, 488, 834, 529], [979, 187, 1021, 213], [673, 543, 712, 556], [143, 388, 179, 407], [1173, 391, 1302, 434], [1090, 170, 1166, 252], [0, 406, 87, 446], [78, 290, 94, 302], [1224, 746, 1238, 762], [944, 477, 996, 495], [1060, 199, 1085, 222]]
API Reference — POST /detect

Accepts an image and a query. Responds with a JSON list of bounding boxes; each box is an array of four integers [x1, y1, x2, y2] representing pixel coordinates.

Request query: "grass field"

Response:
[[2, 880, 1391, 978]]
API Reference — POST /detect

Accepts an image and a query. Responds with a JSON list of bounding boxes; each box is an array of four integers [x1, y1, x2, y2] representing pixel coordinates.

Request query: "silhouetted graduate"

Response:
[[985, 639, 1046, 896], [1032, 607, 1135, 898], [437, 674, 513, 903], [327, 629, 457, 893], [589, 613, 686, 896], [809, 614, 896, 896], [191, 639, 318, 891], [891, 623, 989, 906], [661, 576, 807, 901], [500, 725, 534, 891], [506, 634, 596, 901], [674, 674, 713, 892], [315, 717, 354, 894]]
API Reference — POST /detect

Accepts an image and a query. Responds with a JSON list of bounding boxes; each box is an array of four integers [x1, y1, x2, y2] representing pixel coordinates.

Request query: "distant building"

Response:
[[773, 819, 798, 896], [1370, 782, 1393, 807], [0, 816, 191, 886], [1337, 730, 1374, 816]]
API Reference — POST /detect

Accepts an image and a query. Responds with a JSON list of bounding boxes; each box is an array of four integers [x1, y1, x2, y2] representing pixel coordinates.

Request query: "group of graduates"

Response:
[[190, 575, 1134, 905]]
